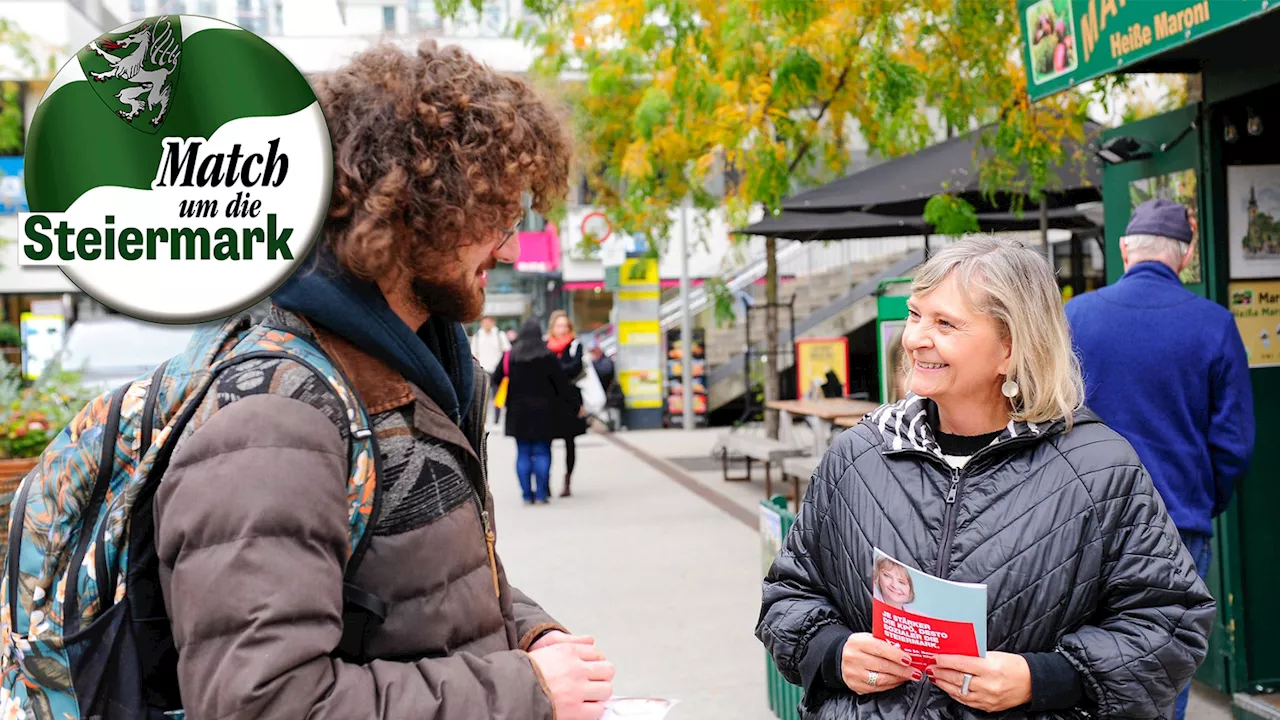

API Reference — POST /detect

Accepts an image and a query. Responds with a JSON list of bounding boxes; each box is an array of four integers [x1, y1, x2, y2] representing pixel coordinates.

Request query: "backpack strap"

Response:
[[190, 348, 380, 566], [52, 384, 128, 637], [219, 328, 388, 660], [95, 361, 170, 615], [5, 383, 131, 637]]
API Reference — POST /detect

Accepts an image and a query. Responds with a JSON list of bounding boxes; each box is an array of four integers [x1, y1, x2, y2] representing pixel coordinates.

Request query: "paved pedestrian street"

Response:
[[487, 428, 776, 720]]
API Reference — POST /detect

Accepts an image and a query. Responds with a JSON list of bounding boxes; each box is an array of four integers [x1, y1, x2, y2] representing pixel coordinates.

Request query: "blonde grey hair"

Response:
[[1122, 233, 1187, 270], [909, 235, 1084, 427]]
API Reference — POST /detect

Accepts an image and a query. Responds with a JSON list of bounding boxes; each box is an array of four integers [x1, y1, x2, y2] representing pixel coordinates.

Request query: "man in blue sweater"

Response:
[[1066, 198, 1255, 720]]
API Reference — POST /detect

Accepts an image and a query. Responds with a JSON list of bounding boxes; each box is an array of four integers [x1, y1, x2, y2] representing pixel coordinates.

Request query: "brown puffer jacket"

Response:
[[154, 308, 563, 720]]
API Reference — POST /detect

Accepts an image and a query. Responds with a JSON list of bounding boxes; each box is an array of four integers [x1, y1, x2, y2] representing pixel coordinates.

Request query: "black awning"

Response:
[[781, 121, 1104, 215], [735, 207, 1098, 241]]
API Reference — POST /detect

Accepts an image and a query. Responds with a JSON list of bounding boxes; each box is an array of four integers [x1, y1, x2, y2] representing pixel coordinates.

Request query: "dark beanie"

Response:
[[1125, 198, 1193, 243]]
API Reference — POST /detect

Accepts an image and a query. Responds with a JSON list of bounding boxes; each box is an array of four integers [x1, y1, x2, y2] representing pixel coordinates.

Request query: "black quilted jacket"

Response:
[[757, 396, 1215, 720]]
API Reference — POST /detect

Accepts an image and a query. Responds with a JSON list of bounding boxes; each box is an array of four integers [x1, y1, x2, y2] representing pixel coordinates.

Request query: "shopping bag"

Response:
[[494, 353, 510, 408], [577, 356, 607, 416]]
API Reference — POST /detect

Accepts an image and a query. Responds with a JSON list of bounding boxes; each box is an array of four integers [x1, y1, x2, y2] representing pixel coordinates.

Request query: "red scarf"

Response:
[[547, 334, 574, 356]]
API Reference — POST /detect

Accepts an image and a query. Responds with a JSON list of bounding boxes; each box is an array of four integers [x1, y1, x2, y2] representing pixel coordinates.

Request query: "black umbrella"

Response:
[[737, 210, 926, 240], [735, 207, 1098, 242], [781, 121, 1104, 215]]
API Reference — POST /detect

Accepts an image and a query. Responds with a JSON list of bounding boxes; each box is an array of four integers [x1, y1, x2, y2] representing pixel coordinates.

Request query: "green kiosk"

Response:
[[876, 278, 913, 405], [1020, 2, 1280, 717]]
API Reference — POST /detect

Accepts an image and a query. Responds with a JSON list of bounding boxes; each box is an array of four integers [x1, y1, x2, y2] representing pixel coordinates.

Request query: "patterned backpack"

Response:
[[0, 313, 382, 720]]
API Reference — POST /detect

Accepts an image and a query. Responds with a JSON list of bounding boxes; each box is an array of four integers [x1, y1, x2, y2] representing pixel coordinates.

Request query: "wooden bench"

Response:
[[779, 454, 822, 511], [715, 432, 808, 493]]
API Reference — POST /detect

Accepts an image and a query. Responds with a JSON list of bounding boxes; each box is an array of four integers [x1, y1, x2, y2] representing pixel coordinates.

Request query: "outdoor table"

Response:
[[765, 398, 879, 455]]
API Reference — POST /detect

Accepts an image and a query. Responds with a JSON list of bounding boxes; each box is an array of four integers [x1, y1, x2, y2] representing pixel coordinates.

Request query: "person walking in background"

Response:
[[589, 344, 615, 396], [1065, 198, 1255, 720], [494, 319, 583, 505], [471, 315, 511, 423], [590, 344, 625, 431], [546, 310, 587, 497], [472, 315, 511, 374]]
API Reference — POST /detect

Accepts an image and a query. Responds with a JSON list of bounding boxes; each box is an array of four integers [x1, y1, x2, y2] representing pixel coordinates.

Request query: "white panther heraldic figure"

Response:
[[82, 16, 182, 130]]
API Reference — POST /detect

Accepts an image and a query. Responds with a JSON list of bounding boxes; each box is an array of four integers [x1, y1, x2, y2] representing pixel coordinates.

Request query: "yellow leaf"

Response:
[[621, 141, 651, 181], [695, 152, 717, 178]]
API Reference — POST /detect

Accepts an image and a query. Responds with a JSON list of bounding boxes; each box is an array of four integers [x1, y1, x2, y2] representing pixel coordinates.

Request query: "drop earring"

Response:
[[1001, 379, 1020, 399]]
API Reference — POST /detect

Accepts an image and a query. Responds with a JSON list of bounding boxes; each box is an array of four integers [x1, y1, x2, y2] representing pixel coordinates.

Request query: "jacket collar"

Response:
[[267, 307, 487, 460], [270, 253, 474, 423], [866, 394, 1091, 464], [1123, 261, 1181, 284], [304, 315, 417, 416]]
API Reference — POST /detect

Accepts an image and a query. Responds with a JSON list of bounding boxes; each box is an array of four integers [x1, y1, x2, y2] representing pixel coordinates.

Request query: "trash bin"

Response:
[[760, 495, 803, 720]]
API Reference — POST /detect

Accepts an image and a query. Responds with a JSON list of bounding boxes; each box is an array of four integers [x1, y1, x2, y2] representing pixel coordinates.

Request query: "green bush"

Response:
[[0, 359, 95, 459], [0, 322, 18, 347]]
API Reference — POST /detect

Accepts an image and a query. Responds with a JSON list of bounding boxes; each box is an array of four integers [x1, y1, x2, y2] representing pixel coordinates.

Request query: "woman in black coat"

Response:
[[546, 310, 588, 496], [492, 319, 581, 504], [757, 236, 1214, 719]]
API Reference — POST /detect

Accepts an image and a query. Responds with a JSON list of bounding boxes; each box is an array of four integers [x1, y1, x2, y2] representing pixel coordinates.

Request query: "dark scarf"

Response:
[[271, 253, 474, 423]]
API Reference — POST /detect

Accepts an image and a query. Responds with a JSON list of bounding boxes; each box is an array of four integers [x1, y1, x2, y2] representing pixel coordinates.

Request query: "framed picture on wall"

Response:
[[1227, 165, 1280, 280]]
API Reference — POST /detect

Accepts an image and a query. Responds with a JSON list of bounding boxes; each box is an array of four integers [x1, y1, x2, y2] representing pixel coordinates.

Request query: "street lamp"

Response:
[[1095, 135, 1153, 165]]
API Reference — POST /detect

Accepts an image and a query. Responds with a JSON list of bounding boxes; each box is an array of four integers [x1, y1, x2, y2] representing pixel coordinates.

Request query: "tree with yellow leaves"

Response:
[[515, 0, 1097, 438]]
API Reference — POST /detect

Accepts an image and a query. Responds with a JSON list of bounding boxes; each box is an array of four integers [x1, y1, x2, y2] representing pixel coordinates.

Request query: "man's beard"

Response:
[[410, 263, 488, 323]]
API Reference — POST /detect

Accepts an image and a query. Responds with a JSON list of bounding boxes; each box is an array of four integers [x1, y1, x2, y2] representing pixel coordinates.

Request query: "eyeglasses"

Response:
[[497, 217, 522, 250]]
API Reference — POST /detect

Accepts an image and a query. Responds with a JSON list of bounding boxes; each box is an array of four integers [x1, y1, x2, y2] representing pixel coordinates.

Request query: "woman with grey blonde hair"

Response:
[[758, 235, 1213, 719]]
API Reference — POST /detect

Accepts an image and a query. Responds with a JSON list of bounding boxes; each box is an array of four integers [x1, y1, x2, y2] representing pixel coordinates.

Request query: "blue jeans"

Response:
[[1174, 530, 1213, 720], [516, 440, 552, 502]]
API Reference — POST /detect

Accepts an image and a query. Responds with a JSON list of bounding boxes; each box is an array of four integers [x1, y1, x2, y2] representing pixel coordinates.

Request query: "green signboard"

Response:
[[1020, 0, 1278, 101]]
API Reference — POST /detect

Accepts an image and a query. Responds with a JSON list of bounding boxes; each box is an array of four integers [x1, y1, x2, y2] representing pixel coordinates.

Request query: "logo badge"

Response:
[[78, 15, 183, 134], [20, 15, 332, 324]]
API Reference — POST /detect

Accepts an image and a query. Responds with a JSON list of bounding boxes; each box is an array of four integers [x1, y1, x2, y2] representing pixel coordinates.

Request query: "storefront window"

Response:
[[408, 0, 442, 30], [570, 287, 613, 333]]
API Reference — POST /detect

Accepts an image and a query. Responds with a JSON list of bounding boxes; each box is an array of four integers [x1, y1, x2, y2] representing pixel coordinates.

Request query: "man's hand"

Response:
[[528, 642, 615, 720], [928, 652, 1032, 713], [529, 631, 596, 652], [840, 633, 921, 695]]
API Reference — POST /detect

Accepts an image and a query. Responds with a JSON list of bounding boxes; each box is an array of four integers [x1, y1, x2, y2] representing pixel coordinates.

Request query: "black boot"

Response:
[[559, 476, 572, 497]]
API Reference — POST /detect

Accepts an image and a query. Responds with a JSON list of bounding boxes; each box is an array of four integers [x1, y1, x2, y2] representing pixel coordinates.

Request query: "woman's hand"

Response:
[[840, 633, 921, 694], [927, 652, 1032, 713]]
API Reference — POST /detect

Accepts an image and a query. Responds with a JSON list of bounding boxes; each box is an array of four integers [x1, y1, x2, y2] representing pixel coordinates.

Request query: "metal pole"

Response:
[[1041, 196, 1051, 264], [743, 302, 752, 425], [680, 196, 695, 430]]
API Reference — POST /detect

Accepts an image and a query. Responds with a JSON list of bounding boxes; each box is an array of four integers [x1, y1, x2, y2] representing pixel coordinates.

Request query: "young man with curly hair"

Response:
[[154, 42, 613, 720]]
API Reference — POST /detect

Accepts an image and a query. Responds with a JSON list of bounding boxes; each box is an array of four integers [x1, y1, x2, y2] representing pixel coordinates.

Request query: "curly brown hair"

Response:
[[311, 41, 571, 281]]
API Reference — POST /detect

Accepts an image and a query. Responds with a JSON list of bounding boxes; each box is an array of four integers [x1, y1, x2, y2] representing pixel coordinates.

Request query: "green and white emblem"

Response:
[[78, 16, 183, 133], [19, 15, 332, 324]]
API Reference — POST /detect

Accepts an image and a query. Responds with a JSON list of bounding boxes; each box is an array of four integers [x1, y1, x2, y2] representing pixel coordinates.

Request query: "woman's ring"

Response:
[[867, 670, 880, 687], [960, 673, 973, 696]]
